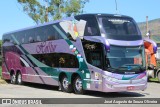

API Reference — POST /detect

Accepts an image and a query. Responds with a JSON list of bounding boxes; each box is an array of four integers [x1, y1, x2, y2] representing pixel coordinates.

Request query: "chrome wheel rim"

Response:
[[75, 78, 82, 91], [158, 73, 160, 81], [11, 75, 16, 83], [62, 77, 69, 90], [18, 74, 22, 83]]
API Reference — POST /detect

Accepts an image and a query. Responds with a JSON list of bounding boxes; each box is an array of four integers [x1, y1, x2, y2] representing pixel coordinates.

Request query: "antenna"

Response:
[[115, 0, 118, 14]]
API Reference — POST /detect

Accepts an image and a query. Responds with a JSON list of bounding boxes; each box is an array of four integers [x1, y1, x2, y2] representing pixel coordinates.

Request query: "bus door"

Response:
[[83, 42, 103, 91]]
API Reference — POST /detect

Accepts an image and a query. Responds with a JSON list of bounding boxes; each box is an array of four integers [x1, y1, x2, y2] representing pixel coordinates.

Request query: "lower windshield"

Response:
[[105, 45, 146, 74]]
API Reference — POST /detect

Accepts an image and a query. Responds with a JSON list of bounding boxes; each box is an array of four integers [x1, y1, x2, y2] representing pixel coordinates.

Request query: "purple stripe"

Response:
[[107, 39, 143, 46]]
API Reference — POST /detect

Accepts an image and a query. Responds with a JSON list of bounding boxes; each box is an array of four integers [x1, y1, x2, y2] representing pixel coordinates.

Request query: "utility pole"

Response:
[[146, 16, 149, 34]]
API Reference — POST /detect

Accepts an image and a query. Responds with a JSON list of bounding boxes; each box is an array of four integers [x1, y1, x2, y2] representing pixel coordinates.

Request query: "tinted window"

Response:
[[98, 16, 142, 40], [35, 27, 46, 42], [75, 15, 100, 36], [3, 34, 10, 44], [32, 53, 79, 68], [44, 25, 63, 41], [13, 24, 63, 44], [83, 42, 103, 68], [27, 29, 36, 43], [14, 30, 35, 44]]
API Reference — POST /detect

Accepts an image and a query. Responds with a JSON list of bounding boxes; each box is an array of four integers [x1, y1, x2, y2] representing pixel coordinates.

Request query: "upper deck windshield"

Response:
[[98, 16, 142, 40]]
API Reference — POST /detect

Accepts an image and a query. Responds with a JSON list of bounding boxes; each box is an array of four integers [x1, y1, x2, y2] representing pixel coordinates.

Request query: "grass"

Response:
[[149, 78, 159, 82], [0, 67, 1, 78]]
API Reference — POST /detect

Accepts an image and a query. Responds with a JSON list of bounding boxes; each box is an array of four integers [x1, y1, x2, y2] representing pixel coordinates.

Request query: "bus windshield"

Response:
[[98, 16, 142, 40], [105, 45, 146, 74]]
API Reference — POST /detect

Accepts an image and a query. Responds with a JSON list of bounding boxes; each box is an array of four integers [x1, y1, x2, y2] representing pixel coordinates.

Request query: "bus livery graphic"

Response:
[[2, 14, 147, 94]]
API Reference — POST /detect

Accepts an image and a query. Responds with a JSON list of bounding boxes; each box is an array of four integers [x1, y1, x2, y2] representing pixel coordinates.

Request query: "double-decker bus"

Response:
[[2, 14, 147, 94]]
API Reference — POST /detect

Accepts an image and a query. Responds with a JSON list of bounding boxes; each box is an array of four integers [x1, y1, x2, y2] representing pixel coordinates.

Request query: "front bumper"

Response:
[[102, 75, 147, 92]]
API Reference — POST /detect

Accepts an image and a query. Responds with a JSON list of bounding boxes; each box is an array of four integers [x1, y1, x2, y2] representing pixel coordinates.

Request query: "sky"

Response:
[[0, 0, 160, 39]]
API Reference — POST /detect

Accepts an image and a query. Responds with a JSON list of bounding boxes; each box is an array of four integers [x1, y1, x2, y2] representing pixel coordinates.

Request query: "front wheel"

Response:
[[60, 75, 73, 93], [73, 76, 85, 94], [10, 74, 16, 84]]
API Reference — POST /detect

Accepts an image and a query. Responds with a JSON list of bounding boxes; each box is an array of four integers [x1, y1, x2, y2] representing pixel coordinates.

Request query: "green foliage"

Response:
[[0, 40, 2, 56], [17, 0, 89, 24], [0, 55, 1, 66], [0, 67, 1, 78], [149, 78, 158, 82]]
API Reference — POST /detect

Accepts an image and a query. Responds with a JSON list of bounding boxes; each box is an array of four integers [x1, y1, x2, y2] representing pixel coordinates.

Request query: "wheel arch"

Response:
[[10, 69, 15, 76], [59, 72, 67, 82], [71, 73, 82, 84], [156, 69, 160, 77]]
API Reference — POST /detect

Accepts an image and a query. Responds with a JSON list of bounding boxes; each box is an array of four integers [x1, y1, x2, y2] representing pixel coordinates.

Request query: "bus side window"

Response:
[[36, 27, 46, 42], [47, 35, 54, 41], [44, 25, 54, 41], [29, 36, 34, 43], [36, 35, 41, 42], [75, 15, 100, 36], [15, 32, 23, 44], [32, 53, 79, 68], [3, 34, 10, 43], [27, 29, 36, 43], [59, 53, 79, 68]]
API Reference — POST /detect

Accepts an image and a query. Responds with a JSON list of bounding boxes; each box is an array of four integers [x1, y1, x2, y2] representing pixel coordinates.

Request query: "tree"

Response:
[[17, 0, 89, 24]]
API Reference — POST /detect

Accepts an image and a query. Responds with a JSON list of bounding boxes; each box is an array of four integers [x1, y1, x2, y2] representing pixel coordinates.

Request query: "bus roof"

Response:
[[3, 13, 133, 36], [75, 13, 133, 19], [2, 17, 73, 36]]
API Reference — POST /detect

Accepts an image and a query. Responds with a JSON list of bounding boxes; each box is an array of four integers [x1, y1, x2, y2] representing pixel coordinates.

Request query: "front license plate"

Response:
[[127, 86, 135, 90]]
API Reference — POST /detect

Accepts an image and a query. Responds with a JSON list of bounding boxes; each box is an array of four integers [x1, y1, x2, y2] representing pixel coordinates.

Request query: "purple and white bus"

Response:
[[2, 14, 147, 94]]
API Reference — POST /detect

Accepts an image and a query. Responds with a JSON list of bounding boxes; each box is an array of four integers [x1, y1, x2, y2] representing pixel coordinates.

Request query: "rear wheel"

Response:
[[10, 74, 16, 84], [60, 75, 73, 93], [17, 72, 23, 85], [73, 76, 85, 94]]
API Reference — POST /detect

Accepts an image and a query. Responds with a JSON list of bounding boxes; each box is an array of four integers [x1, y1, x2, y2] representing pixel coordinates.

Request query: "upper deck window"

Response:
[[98, 16, 142, 40], [75, 15, 100, 36]]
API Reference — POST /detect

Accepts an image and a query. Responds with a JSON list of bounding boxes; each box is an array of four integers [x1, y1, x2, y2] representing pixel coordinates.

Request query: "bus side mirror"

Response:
[[105, 39, 110, 52]]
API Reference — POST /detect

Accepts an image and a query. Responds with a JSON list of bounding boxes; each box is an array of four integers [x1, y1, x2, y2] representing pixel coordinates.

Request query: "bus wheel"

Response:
[[60, 75, 72, 93], [73, 76, 85, 94], [10, 74, 16, 84], [17, 72, 23, 85], [158, 72, 160, 83]]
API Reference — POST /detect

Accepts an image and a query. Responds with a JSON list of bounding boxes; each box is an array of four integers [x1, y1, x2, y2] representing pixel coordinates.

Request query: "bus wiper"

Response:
[[121, 64, 144, 71], [107, 67, 118, 72]]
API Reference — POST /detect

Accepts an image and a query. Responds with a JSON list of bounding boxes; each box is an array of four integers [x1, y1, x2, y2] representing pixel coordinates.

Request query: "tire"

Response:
[[60, 75, 73, 93], [73, 76, 85, 94], [17, 72, 23, 85], [10, 73, 16, 84], [157, 72, 160, 83]]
